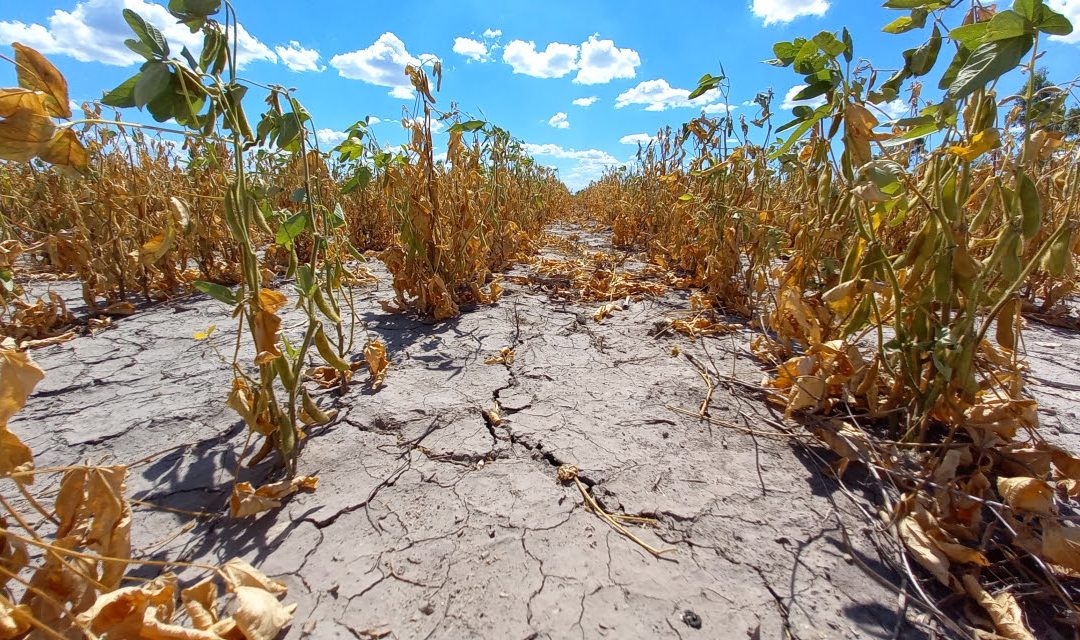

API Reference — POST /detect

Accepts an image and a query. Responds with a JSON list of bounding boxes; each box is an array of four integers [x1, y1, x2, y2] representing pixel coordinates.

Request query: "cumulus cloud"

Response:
[[275, 41, 324, 72], [702, 102, 736, 114], [502, 40, 579, 78], [483, 28, 502, 38], [330, 32, 438, 99], [0, 0, 275, 68], [316, 128, 348, 147], [452, 36, 489, 62], [572, 96, 599, 107], [524, 142, 620, 190], [575, 35, 640, 84], [548, 112, 570, 128], [1047, 0, 1080, 43], [619, 133, 654, 145], [502, 35, 640, 83], [615, 78, 727, 111], [751, 0, 830, 25], [780, 85, 828, 110]]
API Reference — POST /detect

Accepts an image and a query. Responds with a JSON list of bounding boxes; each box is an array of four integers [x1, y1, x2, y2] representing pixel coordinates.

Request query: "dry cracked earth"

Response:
[[9, 226, 1080, 640]]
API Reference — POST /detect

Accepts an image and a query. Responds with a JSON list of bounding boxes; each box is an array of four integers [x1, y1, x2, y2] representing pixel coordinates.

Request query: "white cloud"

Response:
[[615, 78, 725, 111], [502, 39, 579, 78], [330, 32, 438, 99], [1047, 0, 1080, 43], [0, 0, 275, 68], [751, 0, 830, 25], [874, 98, 909, 120], [452, 36, 488, 62], [702, 103, 737, 114], [619, 133, 654, 145], [275, 40, 324, 72], [500, 35, 639, 84], [781, 85, 828, 110], [316, 128, 348, 147], [572, 96, 599, 107], [574, 35, 640, 84], [483, 28, 502, 38], [367, 116, 383, 125], [524, 142, 620, 190], [548, 112, 570, 129]]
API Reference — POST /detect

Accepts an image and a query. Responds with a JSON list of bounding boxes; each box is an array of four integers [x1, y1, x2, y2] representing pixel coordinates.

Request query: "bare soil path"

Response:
[[13, 224, 1078, 639]]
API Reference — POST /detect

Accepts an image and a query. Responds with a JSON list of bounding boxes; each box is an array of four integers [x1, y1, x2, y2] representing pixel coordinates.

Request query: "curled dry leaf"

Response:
[[0, 346, 44, 481], [484, 347, 515, 365], [232, 586, 298, 640], [996, 477, 1054, 515], [364, 339, 389, 389], [961, 574, 1035, 640], [229, 476, 319, 518]]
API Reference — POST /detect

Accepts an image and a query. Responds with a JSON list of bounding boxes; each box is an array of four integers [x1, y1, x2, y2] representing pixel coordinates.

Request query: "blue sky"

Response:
[[3, 0, 1080, 190]]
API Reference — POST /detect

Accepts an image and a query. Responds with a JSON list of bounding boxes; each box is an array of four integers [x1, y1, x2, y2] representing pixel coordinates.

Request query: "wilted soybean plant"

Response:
[[102, 0, 360, 477]]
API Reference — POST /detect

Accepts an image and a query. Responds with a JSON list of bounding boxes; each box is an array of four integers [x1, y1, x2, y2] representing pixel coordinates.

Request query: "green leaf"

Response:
[[1038, 7, 1074, 35], [1014, 0, 1039, 21], [771, 105, 830, 158], [193, 280, 236, 305], [134, 63, 173, 110], [277, 111, 303, 149], [295, 265, 315, 297], [948, 35, 1033, 101], [448, 119, 486, 133], [678, 193, 694, 201], [329, 203, 347, 229], [907, 26, 942, 76], [102, 74, 140, 108], [123, 9, 169, 58], [275, 211, 309, 246], [883, 9, 928, 34]]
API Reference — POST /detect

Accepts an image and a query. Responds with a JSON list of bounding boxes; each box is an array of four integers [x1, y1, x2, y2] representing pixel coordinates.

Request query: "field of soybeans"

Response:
[[1, 0, 1079, 638]]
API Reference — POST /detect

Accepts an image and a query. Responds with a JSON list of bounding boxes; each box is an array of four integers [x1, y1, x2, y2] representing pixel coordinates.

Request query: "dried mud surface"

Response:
[[10, 225, 1080, 640]]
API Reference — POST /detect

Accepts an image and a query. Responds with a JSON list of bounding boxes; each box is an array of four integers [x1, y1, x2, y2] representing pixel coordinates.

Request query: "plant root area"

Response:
[[10, 226, 1080, 640]]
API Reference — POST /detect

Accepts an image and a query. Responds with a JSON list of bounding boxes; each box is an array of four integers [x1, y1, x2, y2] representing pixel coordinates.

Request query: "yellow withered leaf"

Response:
[[0, 91, 55, 163], [220, 558, 288, 594], [253, 310, 283, 365], [948, 128, 1001, 162], [961, 574, 1035, 640], [258, 288, 287, 313], [181, 577, 219, 630], [12, 43, 71, 119], [593, 301, 620, 321], [0, 347, 45, 427], [364, 339, 389, 389], [0, 595, 30, 640], [899, 514, 952, 587], [229, 476, 318, 519], [233, 586, 298, 640], [75, 575, 177, 636], [1042, 522, 1080, 576], [0, 430, 32, 482], [996, 477, 1053, 515], [194, 324, 216, 341], [139, 221, 175, 267], [141, 606, 222, 640], [37, 128, 88, 170]]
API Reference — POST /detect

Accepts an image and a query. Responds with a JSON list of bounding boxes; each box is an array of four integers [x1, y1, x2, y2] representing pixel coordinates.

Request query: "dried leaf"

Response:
[[0, 594, 30, 639], [961, 574, 1035, 640], [996, 477, 1053, 515], [364, 339, 389, 389], [12, 43, 71, 118], [37, 128, 88, 170], [899, 515, 952, 587], [181, 577, 219, 630], [232, 586, 297, 640], [0, 347, 45, 427], [229, 477, 317, 518], [219, 558, 287, 594]]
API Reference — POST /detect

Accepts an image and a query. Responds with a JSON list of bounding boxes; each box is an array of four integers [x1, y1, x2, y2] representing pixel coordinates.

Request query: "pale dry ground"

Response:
[[9, 226, 1079, 639]]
